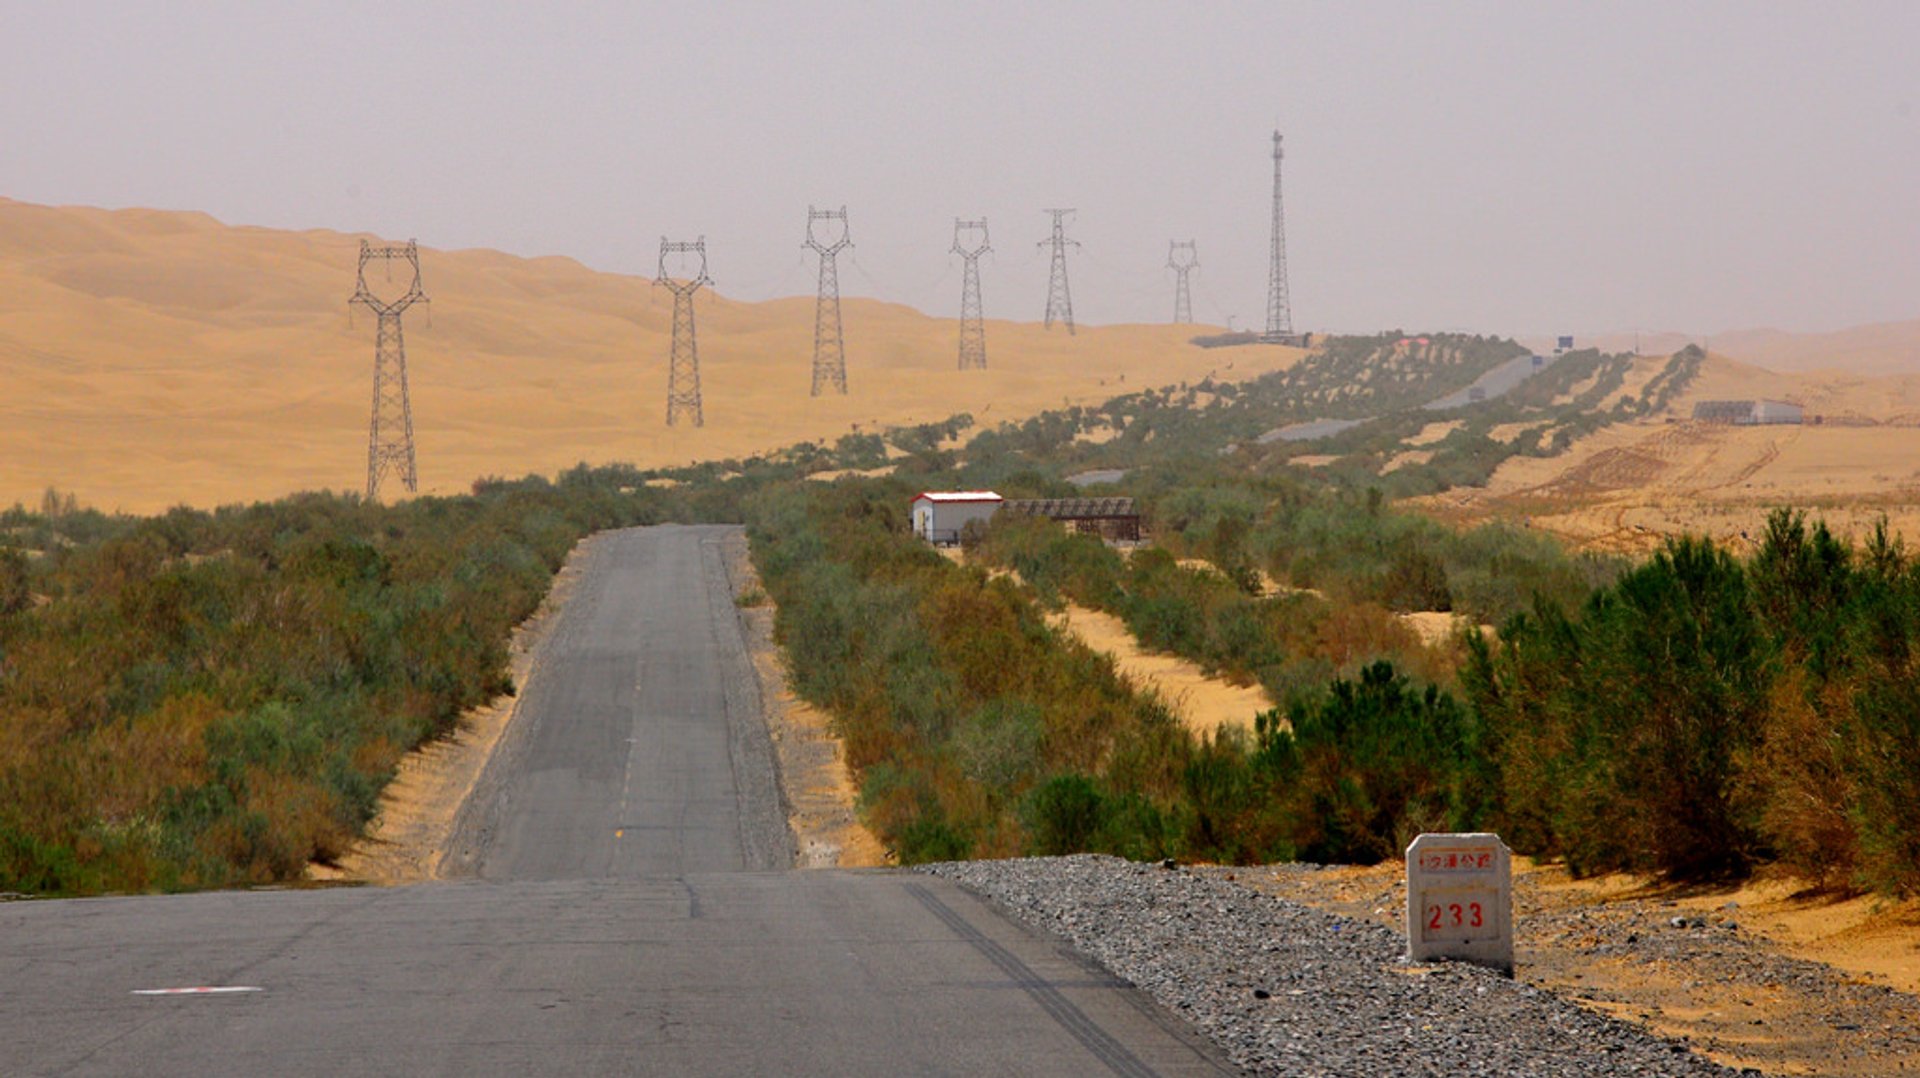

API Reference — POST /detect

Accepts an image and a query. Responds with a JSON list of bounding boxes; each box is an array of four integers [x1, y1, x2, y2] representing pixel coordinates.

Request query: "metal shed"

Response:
[[911, 491, 1004, 546], [1001, 497, 1142, 542]]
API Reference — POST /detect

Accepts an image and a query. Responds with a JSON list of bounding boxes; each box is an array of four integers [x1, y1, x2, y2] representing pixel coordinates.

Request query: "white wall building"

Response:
[[911, 491, 1003, 545]]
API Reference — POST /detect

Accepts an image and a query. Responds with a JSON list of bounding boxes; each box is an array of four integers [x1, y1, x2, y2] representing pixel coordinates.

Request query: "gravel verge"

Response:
[[926, 855, 1737, 1077]]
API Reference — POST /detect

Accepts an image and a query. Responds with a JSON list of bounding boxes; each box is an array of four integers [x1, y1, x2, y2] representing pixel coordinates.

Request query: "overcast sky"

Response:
[[3, 2, 1916, 336]]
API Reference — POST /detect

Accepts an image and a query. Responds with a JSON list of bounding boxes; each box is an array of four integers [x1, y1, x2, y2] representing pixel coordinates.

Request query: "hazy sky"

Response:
[[4, 2, 1916, 336]]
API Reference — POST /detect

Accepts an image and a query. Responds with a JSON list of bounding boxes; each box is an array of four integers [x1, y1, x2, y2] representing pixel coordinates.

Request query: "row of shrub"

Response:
[[1464, 511, 1920, 893], [777, 482, 1920, 894], [972, 514, 1442, 712], [749, 478, 1492, 868]]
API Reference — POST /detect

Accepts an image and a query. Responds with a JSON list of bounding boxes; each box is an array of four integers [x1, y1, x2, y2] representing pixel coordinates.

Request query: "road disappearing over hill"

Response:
[[0, 526, 1231, 1076]]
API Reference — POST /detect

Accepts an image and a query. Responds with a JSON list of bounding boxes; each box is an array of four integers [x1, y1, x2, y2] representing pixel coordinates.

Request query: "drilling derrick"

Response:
[[805, 206, 851, 396], [1263, 130, 1296, 344], [657, 237, 712, 427], [1038, 208, 1078, 334], [1167, 240, 1198, 325], [350, 239, 428, 501], [952, 218, 990, 370]]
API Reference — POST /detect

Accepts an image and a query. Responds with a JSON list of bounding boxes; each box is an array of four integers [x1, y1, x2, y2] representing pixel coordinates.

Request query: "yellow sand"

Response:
[[1050, 601, 1270, 736], [1420, 353, 1920, 553], [0, 199, 1303, 514], [1405, 420, 1462, 446]]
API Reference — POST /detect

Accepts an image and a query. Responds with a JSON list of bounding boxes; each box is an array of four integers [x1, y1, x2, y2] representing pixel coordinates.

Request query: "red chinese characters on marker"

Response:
[[1416, 849, 1493, 873], [1405, 832, 1513, 975]]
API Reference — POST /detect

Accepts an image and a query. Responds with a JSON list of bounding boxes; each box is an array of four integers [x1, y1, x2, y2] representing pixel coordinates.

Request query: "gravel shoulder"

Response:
[[929, 855, 1741, 1077], [1243, 859, 1920, 1077], [931, 855, 1920, 1076]]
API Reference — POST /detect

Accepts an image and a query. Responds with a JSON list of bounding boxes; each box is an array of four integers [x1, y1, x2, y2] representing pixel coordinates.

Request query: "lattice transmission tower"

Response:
[[952, 217, 990, 370], [1167, 240, 1198, 325], [657, 236, 712, 427], [350, 239, 428, 501], [1263, 130, 1295, 343], [1038, 208, 1078, 334], [805, 206, 851, 396]]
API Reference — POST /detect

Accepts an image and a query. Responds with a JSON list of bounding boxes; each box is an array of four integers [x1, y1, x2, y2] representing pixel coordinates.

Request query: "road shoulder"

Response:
[[723, 532, 889, 868], [308, 533, 602, 885]]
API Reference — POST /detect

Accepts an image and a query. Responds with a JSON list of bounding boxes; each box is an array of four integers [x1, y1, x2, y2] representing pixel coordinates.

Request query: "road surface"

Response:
[[1, 525, 1232, 1076]]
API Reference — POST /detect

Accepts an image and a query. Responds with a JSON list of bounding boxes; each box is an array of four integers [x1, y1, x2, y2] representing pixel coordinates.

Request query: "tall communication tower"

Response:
[[1167, 240, 1199, 325], [805, 206, 851, 396], [350, 239, 428, 501], [1038, 208, 1078, 334], [952, 218, 990, 370], [1263, 130, 1295, 343], [657, 236, 711, 427]]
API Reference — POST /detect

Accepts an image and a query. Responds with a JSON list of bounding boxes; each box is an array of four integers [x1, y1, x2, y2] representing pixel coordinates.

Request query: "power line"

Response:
[[349, 239, 427, 501], [1038, 208, 1079, 334], [952, 217, 990, 370], [1167, 240, 1198, 325], [657, 236, 711, 427], [804, 206, 851, 396]]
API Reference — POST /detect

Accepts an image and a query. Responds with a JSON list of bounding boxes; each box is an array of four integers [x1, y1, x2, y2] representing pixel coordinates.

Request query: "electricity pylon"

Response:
[[657, 237, 711, 427], [350, 239, 427, 501], [1263, 130, 1295, 343], [805, 206, 851, 396], [1038, 208, 1078, 334], [1167, 240, 1198, 325], [952, 218, 990, 370]]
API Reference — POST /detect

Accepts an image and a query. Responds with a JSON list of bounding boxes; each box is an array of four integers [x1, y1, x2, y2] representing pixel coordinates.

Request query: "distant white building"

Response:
[[1691, 399, 1804, 425], [911, 491, 1003, 545]]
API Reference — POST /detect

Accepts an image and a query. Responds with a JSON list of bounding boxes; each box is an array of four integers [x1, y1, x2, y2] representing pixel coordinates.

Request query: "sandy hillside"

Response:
[[1419, 352, 1920, 552], [1575, 320, 1920, 377], [0, 199, 1304, 514]]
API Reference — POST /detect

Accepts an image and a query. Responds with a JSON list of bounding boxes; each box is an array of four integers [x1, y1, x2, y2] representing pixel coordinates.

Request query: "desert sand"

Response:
[[0, 199, 1302, 514], [1050, 601, 1272, 736], [1580, 320, 1920, 377], [1418, 352, 1920, 553]]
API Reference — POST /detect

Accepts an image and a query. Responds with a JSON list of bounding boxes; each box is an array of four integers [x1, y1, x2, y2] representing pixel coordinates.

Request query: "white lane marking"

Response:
[[131, 986, 263, 996]]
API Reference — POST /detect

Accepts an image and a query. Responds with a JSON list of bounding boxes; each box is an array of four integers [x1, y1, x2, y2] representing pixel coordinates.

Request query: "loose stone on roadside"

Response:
[[926, 855, 1732, 1077]]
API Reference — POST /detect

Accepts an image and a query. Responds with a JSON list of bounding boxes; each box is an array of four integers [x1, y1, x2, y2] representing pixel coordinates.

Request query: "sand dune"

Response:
[[1579, 320, 1920, 377], [0, 199, 1302, 513], [1423, 353, 1920, 552]]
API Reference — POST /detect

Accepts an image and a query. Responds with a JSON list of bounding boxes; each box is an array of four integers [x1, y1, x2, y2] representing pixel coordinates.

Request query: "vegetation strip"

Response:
[[12, 329, 1920, 902]]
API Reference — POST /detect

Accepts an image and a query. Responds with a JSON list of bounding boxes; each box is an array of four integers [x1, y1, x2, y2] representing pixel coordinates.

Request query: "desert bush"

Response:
[[1266, 661, 1476, 865]]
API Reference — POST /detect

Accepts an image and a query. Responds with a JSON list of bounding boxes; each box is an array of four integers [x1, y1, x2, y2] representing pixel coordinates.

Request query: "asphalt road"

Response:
[[0, 525, 1232, 1076], [448, 525, 791, 880]]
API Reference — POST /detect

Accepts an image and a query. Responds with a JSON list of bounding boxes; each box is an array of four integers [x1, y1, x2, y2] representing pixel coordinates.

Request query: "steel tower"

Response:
[[658, 237, 712, 427], [1038, 208, 1078, 334], [1167, 240, 1198, 325], [350, 239, 428, 501], [805, 206, 851, 396], [1263, 130, 1294, 343], [952, 218, 990, 370]]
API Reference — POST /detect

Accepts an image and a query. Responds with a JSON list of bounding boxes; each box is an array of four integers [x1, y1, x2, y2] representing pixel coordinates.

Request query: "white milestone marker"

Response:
[[1405, 832, 1513, 975]]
